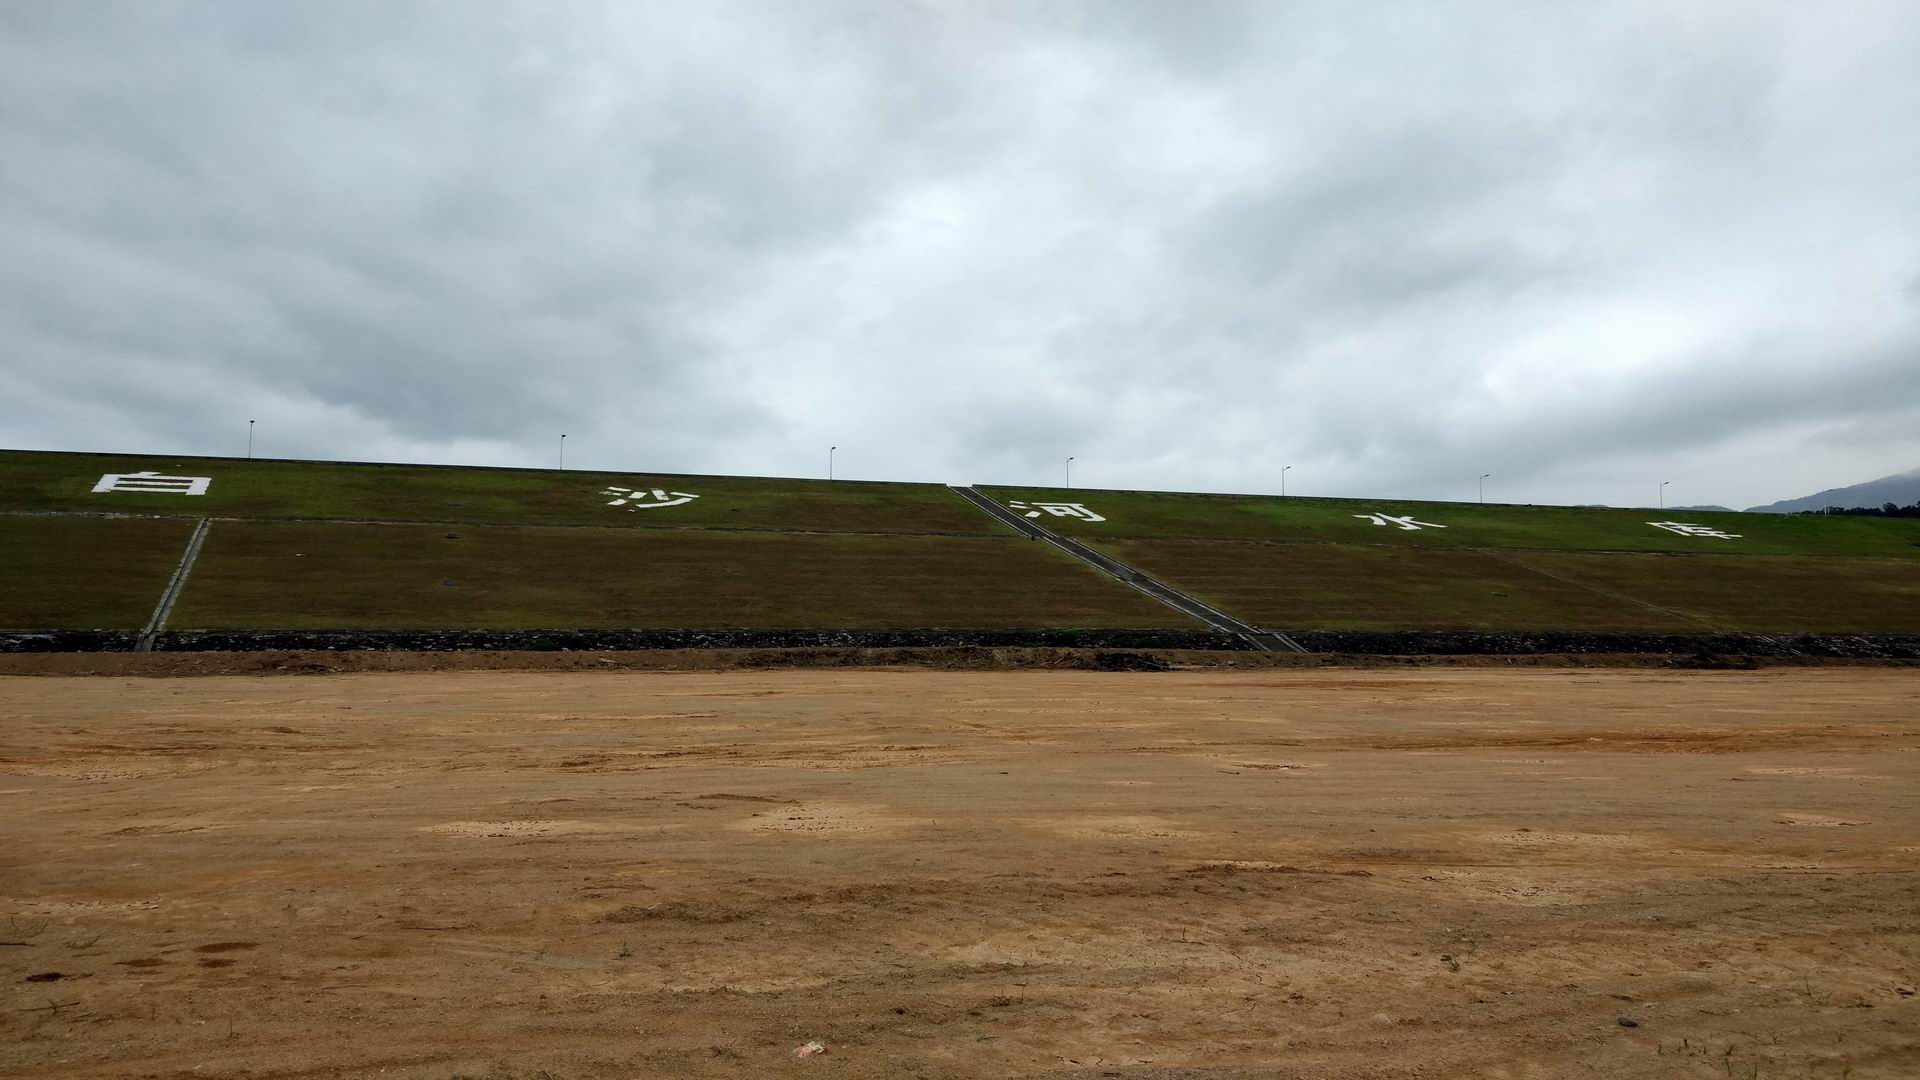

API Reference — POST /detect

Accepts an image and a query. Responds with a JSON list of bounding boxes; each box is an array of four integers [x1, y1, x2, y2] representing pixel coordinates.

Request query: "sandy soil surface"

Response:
[[1, 668, 1915, 1079]]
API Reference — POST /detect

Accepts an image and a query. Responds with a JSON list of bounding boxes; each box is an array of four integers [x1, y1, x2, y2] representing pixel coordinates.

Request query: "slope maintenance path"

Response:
[[948, 485, 1307, 653]]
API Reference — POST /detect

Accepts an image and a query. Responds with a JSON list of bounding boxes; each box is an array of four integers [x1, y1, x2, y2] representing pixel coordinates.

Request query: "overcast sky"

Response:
[[3, 2, 1917, 509]]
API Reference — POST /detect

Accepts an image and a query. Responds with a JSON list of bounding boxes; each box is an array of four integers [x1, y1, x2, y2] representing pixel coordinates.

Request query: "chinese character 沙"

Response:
[[604, 487, 699, 510]]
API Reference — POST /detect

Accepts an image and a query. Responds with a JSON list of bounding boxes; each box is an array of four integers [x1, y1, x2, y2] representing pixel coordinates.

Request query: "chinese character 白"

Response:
[[1647, 521, 1741, 540], [603, 486, 699, 510], [92, 471, 211, 496], [1354, 513, 1444, 531], [1008, 500, 1105, 523]]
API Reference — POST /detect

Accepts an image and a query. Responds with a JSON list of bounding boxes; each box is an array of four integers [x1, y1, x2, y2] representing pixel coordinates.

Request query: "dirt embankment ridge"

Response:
[[1, 642, 1917, 678], [7, 628, 1919, 673]]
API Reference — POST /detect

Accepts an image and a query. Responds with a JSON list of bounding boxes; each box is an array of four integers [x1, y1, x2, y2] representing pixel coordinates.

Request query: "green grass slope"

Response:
[[1101, 538, 1920, 635], [1103, 540, 1694, 633], [983, 485, 1920, 558], [1510, 552, 1920, 635], [0, 450, 995, 535], [168, 521, 1190, 630], [0, 516, 196, 629], [10, 448, 1920, 639]]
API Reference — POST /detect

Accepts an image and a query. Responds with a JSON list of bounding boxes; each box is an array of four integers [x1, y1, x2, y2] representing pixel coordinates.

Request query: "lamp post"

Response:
[[247, 419, 254, 460], [1480, 473, 1490, 504], [1067, 456, 1074, 490], [559, 434, 566, 470], [1282, 465, 1291, 497], [1660, 480, 1669, 509], [830, 446, 836, 481]]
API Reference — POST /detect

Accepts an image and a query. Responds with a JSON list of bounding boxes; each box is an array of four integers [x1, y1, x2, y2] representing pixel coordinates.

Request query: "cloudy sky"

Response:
[[3, 2, 1917, 509]]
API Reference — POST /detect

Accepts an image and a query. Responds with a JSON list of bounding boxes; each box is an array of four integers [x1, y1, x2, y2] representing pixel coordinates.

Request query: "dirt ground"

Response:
[[1, 668, 1915, 1079]]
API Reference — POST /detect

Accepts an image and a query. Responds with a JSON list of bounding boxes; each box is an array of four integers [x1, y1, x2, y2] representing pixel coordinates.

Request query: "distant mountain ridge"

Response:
[[1746, 467, 1920, 513]]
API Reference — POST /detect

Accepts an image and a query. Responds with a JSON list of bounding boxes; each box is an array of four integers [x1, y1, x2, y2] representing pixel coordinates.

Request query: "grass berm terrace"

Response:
[[5, 449, 1918, 638]]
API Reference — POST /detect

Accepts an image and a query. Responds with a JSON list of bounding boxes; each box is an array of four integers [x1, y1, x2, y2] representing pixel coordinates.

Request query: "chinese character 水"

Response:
[[1354, 513, 1444, 531], [92, 471, 211, 496], [1008, 501, 1105, 523], [1647, 521, 1741, 540]]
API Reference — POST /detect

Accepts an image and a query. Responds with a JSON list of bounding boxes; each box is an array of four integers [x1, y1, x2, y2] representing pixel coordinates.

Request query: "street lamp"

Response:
[[1480, 473, 1490, 504], [830, 446, 836, 481], [1067, 456, 1074, 489], [1660, 480, 1669, 509], [247, 419, 254, 460], [1282, 465, 1292, 497]]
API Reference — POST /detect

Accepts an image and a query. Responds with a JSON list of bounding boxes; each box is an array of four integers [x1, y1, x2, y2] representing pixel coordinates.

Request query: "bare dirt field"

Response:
[[1, 667, 1915, 1079]]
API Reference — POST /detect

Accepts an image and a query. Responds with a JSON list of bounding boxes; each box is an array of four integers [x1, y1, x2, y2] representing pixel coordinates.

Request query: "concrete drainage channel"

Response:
[[949, 485, 1308, 654], [135, 517, 211, 653]]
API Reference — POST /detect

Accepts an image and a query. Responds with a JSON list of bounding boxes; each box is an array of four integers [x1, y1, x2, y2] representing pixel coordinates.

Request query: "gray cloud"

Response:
[[3, 1, 1918, 507]]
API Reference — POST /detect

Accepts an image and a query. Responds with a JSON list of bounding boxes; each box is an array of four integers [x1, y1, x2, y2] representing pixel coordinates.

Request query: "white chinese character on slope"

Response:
[[92, 471, 211, 496], [1648, 521, 1742, 540], [1007, 501, 1106, 523], [603, 486, 699, 510], [1354, 513, 1445, 531]]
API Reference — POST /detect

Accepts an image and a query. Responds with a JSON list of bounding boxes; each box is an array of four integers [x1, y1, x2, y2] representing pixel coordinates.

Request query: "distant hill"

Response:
[[1746, 468, 1920, 514], [1670, 504, 1735, 513]]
